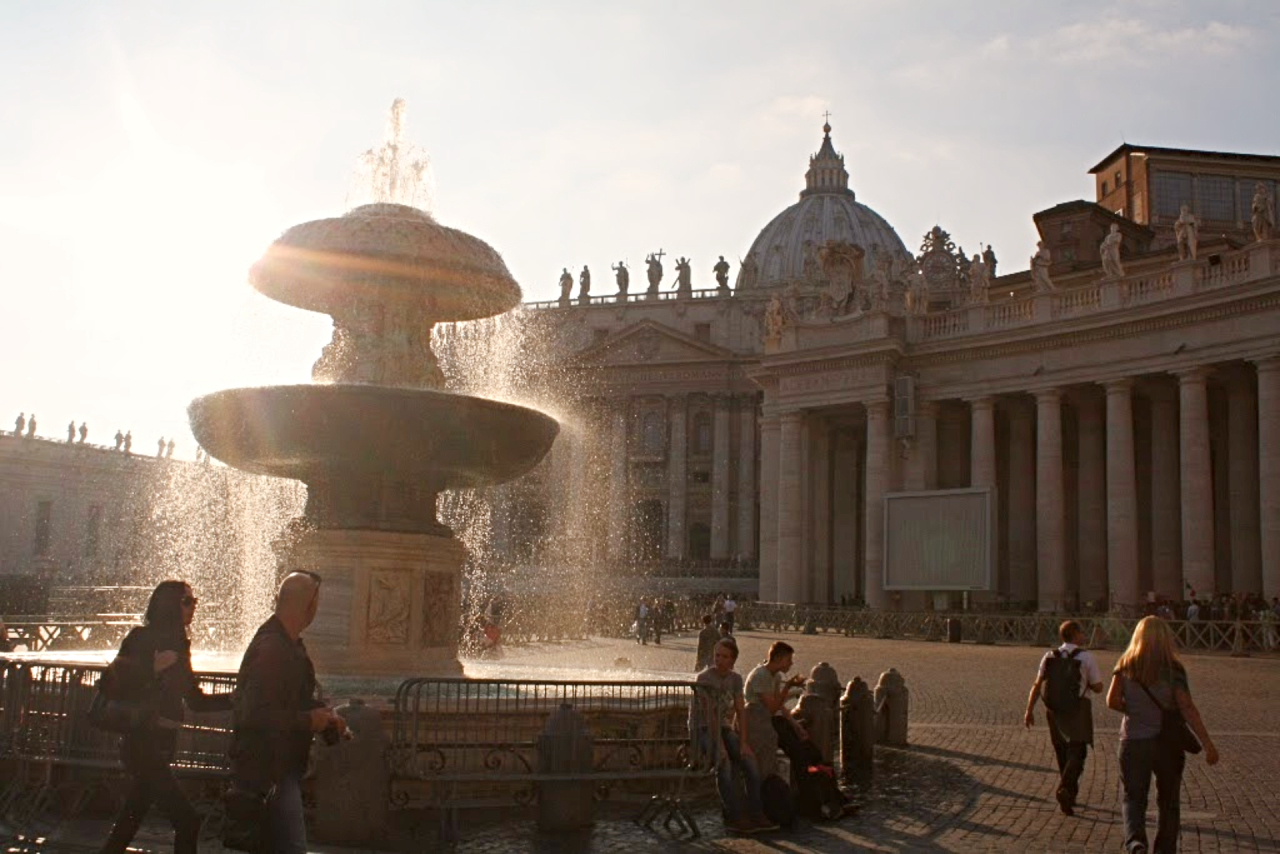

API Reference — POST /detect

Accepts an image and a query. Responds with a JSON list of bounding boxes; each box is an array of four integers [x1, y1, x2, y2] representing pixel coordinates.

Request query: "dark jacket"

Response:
[[107, 624, 232, 754], [230, 615, 323, 786]]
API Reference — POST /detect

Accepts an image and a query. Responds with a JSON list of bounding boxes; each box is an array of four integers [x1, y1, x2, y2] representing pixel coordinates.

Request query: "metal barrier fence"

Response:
[[391, 677, 713, 837], [741, 603, 1280, 653], [0, 656, 235, 833], [2, 617, 241, 654]]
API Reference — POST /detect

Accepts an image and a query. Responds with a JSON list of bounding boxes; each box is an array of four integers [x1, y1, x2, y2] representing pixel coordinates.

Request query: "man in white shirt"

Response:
[[1023, 620, 1103, 816], [722, 595, 738, 633]]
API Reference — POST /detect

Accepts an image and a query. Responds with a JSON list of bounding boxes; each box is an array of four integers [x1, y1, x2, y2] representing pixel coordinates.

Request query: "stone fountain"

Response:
[[188, 101, 558, 675]]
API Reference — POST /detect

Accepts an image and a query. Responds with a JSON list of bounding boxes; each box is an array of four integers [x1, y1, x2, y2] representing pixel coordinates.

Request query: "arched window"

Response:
[[693, 412, 713, 456], [642, 413, 664, 455]]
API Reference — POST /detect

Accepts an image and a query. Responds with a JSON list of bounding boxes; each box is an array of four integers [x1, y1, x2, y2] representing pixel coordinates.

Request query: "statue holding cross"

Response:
[[645, 249, 665, 295]]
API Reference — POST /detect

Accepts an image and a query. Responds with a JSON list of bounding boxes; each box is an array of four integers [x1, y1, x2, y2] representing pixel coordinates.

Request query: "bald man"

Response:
[[230, 571, 342, 854]]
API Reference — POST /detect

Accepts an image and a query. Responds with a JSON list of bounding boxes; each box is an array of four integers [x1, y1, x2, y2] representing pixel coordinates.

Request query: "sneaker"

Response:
[[725, 817, 756, 835], [749, 813, 780, 832], [1055, 787, 1074, 816]]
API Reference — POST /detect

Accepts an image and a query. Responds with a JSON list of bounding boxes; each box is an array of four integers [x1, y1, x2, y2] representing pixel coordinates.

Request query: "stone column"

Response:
[[1035, 389, 1066, 612], [758, 414, 781, 601], [831, 431, 860, 602], [777, 411, 806, 603], [710, 395, 733, 560], [904, 401, 938, 491], [607, 404, 629, 562], [809, 422, 832, 603], [736, 399, 757, 561], [665, 395, 688, 560], [969, 396, 997, 490], [1255, 357, 1280, 601], [1076, 392, 1108, 607], [1105, 379, 1141, 608], [1177, 368, 1215, 598], [1148, 383, 1182, 599], [1227, 370, 1261, 594], [1007, 401, 1036, 607], [864, 400, 891, 610]]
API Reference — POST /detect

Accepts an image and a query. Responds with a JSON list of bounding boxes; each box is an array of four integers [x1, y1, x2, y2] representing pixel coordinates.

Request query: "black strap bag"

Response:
[[221, 781, 275, 853], [87, 666, 155, 734], [1139, 681, 1202, 755]]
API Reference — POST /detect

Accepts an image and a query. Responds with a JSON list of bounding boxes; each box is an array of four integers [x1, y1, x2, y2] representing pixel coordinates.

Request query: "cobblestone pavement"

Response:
[[6, 630, 1279, 852]]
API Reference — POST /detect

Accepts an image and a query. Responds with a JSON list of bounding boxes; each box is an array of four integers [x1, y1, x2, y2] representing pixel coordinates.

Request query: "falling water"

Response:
[[345, 98, 436, 212]]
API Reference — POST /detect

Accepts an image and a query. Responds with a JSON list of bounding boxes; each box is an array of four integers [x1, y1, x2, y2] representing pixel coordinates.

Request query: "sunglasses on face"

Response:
[[181, 596, 199, 607]]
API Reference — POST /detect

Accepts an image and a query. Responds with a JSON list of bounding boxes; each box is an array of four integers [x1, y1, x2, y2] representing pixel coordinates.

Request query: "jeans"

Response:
[[698, 726, 763, 821], [1119, 737, 1184, 854], [99, 741, 199, 854], [1048, 719, 1089, 801], [269, 772, 307, 854]]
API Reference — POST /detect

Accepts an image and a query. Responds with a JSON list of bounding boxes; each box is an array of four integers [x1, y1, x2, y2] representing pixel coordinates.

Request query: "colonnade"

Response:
[[761, 357, 1280, 610]]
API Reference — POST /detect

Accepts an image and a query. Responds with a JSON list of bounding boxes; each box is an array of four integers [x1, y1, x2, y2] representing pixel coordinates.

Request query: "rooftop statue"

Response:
[[674, 256, 692, 296], [968, 254, 990, 303], [558, 268, 573, 306], [645, 250, 665, 296], [1175, 206, 1199, 261], [713, 256, 731, 294], [578, 265, 591, 303], [1252, 182, 1275, 242], [738, 253, 758, 290], [982, 244, 997, 278], [1100, 223, 1125, 279], [1031, 240, 1055, 293], [612, 261, 629, 296]]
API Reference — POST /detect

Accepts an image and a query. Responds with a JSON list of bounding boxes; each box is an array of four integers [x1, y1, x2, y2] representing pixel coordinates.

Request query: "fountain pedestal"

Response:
[[286, 529, 466, 676]]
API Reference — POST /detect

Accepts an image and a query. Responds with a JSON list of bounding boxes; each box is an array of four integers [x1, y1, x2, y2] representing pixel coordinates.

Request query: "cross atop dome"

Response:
[[803, 119, 852, 199]]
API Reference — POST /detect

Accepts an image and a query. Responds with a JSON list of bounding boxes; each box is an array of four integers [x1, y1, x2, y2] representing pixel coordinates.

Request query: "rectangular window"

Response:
[[1114, 170, 1123, 187], [1060, 221, 1074, 237], [694, 323, 711, 342], [1198, 175, 1234, 222], [34, 501, 52, 556], [85, 504, 102, 558], [1101, 180, 1109, 196], [1152, 170, 1192, 218]]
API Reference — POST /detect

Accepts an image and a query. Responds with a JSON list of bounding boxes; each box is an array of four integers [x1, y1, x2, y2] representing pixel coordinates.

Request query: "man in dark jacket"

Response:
[[231, 571, 343, 854]]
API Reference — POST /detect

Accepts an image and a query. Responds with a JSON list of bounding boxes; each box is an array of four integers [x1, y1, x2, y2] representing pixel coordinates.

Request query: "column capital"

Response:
[[779, 409, 806, 425], [865, 398, 892, 418], [965, 395, 996, 410], [710, 392, 734, 408], [1033, 387, 1062, 404], [1103, 377, 1134, 394], [1251, 353, 1280, 374], [1175, 365, 1214, 385]]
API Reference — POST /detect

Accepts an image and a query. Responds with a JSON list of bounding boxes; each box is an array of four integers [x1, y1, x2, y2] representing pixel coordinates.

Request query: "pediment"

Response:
[[578, 320, 738, 366]]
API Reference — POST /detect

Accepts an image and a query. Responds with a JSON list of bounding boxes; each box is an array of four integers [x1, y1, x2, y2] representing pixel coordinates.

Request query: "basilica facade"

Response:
[[528, 126, 1280, 612]]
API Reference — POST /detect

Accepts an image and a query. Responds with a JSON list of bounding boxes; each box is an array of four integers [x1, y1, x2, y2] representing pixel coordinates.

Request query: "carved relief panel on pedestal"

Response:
[[366, 569, 412, 645]]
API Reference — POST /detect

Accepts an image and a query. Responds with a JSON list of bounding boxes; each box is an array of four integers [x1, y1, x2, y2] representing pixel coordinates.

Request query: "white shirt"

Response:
[[723, 598, 737, 613], [1037, 643, 1103, 697]]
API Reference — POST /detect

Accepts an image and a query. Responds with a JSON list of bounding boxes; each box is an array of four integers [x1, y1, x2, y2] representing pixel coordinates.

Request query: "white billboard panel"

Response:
[[884, 487, 994, 591]]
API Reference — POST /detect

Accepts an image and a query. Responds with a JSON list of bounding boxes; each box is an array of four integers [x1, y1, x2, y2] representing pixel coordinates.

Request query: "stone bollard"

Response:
[[873, 668, 909, 746], [536, 703, 595, 832], [795, 662, 841, 763], [839, 677, 875, 784], [312, 698, 390, 846]]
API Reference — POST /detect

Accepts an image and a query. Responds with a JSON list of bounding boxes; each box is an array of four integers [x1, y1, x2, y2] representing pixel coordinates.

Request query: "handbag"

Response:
[[1138, 681, 1202, 755], [87, 667, 155, 734], [221, 781, 275, 853]]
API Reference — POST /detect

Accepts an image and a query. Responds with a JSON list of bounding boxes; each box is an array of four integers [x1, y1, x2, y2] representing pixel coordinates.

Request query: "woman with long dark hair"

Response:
[[99, 580, 232, 854], [1106, 616, 1219, 854]]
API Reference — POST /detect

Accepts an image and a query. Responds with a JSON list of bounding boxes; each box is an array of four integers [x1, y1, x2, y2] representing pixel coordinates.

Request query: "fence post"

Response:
[[537, 703, 595, 831]]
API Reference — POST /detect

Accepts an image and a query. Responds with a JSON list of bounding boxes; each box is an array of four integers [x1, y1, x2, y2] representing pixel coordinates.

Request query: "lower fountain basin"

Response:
[[189, 384, 558, 534]]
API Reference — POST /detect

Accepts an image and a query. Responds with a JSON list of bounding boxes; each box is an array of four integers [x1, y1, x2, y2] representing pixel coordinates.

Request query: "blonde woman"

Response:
[[1106, 616, 1219, 854]]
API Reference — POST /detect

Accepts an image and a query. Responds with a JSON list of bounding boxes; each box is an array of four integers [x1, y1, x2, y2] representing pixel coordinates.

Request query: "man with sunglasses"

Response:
[[230, 571, 344, 853]]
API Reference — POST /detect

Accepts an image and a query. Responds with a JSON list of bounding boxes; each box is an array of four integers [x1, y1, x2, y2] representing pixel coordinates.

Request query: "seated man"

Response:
[[691, 639, 777, 834], [744, 642, 808, 761]]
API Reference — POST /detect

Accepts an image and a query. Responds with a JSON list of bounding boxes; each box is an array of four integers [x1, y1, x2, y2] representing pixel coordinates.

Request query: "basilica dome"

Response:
[[736, 123, 912, 290]]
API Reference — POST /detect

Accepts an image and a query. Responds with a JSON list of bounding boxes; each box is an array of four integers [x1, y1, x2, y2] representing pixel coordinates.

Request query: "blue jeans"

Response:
[[269, 772, 307, 854], [698, 726, 763, 821], [1119, 737, 1184, 854]]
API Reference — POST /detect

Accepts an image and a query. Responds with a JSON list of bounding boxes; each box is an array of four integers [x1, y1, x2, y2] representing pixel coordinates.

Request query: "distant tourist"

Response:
[[98, 580, 232, 854], [78, 422, 88, 444], [1023, 620, 1103, 816], [13, 412, 24, 436], [690, 638, 776, 835], [723, 594, 738, 633], [1107, 616, 1218, 854], [26, 414, 36, 438], [123, 430, 132, 454], [157, 437, 167, 458], [67, 421, 76, 443], [166, 438, 175, 458], [230, 571, 345, 854], [695, 614, 719, 670], [114, 429, 124, 451]]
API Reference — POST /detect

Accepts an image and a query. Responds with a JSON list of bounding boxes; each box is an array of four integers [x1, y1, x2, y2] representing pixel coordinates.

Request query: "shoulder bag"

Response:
[[1138, 680, 1202, 755]]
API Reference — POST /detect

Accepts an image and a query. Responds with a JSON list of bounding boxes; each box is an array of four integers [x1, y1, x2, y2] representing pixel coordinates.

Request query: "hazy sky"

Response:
[[2, 1, 1276, 456]]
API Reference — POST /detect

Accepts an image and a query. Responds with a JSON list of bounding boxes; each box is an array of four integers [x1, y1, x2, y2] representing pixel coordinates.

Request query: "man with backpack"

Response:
[[1023, 620, 1104, 816]]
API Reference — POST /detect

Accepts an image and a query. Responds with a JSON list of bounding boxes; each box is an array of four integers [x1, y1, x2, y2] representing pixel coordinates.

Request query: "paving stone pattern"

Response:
[[8, 630, 1278, 852]]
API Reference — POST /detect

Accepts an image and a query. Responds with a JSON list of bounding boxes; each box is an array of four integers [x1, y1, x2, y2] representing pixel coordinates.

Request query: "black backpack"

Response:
[[1042, 648, 1083, 714]]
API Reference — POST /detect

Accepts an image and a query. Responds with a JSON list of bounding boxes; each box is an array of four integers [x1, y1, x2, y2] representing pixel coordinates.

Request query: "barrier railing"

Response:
[[740, 603, 1280, 653], [2, 617, 241, 653], [0, 656, 235, 833], [390, 677, 712, 837]]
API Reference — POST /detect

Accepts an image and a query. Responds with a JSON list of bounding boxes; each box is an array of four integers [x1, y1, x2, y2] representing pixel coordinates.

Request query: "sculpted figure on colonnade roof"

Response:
[[612, 260, 630, 296], [1252, 182, 1275, 242], [578, 265, 591, 303], [713, 256, 731, 294], [1100, 224, 1125, 278], [674, 256, 693, 296], [1031, 240, 1055, 292], [558, 268, 573, 306], [982, 243, 997, 277], [1175, 205, 1200, 261], [646, 250, 665, 296], [968, 254, 990, 303]]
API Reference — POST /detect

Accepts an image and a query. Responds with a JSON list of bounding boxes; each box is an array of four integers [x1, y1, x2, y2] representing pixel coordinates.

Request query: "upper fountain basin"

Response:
[[188, 384, 559, 489], [249, 204, 522, 322]]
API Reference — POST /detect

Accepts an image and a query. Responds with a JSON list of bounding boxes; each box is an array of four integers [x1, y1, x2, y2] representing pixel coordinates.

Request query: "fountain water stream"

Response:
[[188, 101, 558, 675]]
